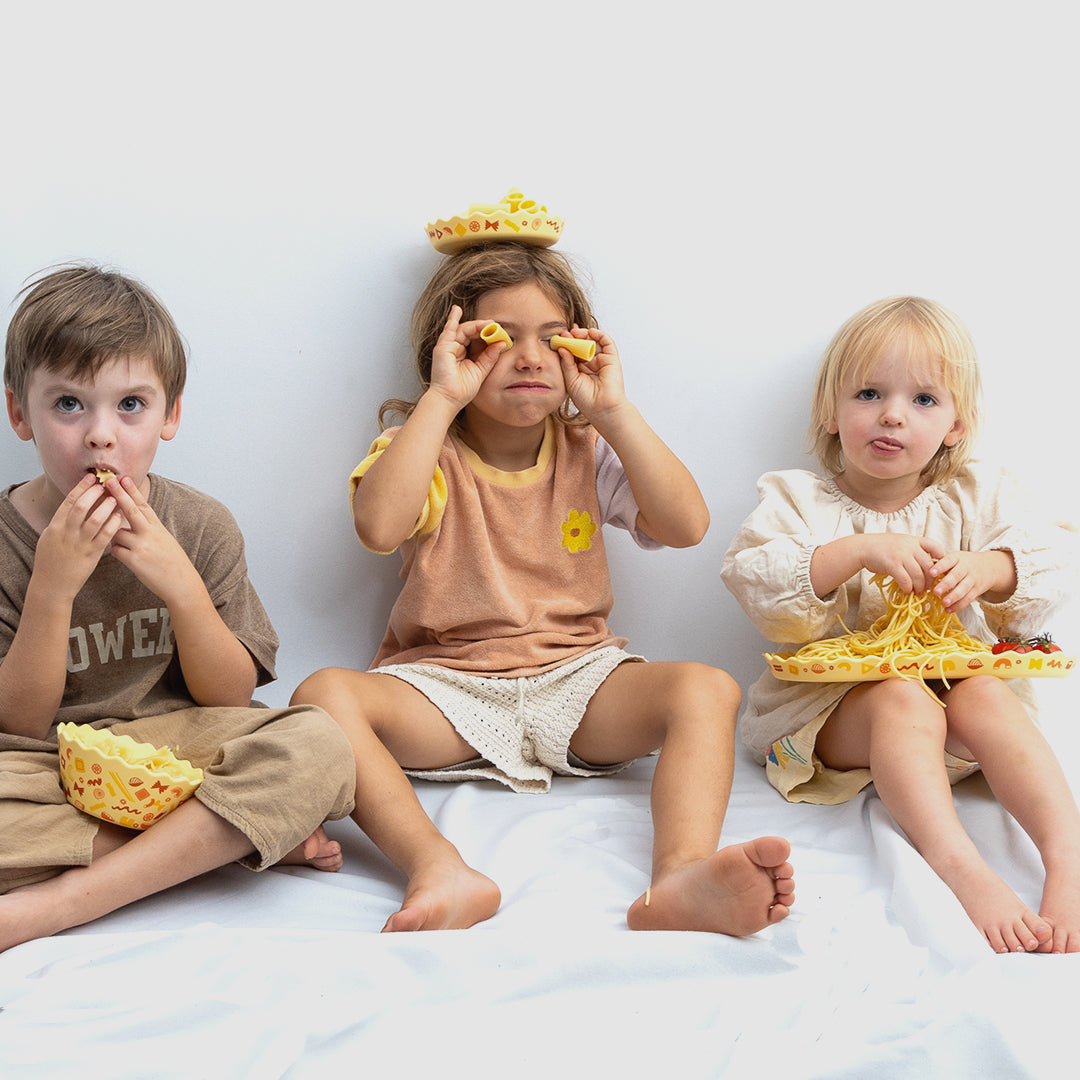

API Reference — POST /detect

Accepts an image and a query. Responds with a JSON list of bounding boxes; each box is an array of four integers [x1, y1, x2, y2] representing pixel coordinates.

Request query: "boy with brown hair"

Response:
[[1, 264, 354, 953]]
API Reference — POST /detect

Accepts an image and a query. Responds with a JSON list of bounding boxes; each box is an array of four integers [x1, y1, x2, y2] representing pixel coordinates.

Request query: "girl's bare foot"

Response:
[[948, 863, 1051, 952], [1037, 867, 1080, 953], [626, 836, 794, 936], [279, 826, 343, 872], [382, 860, 501, 932]]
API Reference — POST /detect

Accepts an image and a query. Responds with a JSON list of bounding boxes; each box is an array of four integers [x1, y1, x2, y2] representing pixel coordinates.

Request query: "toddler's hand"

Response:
[[930, 549, 1017, 612], [428, 305, 505, 411], [855, 533, 946, 594], [33, 475, 124, 601], [560, 328, 626, 421]]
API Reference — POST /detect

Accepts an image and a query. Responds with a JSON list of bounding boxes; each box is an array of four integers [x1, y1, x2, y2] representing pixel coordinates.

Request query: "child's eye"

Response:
[[855, 389, 879, 401], [118, 396, 145, 413], [55, 396, 81, 413], [914, 393, 937, 407]]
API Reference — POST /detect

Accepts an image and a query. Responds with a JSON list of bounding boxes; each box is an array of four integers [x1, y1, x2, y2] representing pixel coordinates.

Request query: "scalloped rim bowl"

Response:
[[57, 722, 204, 830]]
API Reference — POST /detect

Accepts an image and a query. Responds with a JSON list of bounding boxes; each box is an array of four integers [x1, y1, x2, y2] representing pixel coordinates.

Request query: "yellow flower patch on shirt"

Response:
[[561, 509, 596, 553]]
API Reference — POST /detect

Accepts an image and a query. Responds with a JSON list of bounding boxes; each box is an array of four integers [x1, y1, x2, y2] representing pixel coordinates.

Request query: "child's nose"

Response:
[[85, 412, 117, 448], [880, 399, 905, 425], [513, 339, 543, 367]]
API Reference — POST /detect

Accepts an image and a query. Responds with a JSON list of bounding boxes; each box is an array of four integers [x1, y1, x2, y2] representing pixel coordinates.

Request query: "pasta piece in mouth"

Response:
[[93, 468, 116, 484]]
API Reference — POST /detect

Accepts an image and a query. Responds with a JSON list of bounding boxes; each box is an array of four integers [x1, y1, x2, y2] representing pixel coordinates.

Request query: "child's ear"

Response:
[[825, 417, 840, 435], [5, 388, 34, 442], [160, 396, 182, 442], [942, 418, 966, 447]]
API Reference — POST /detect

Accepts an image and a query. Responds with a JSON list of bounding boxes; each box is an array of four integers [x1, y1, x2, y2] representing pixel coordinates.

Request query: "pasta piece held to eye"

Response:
[[550, 335, 596, 362], [480, 322, 513, 349]]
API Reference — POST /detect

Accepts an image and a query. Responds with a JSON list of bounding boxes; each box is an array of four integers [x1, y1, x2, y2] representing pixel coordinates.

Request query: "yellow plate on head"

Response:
[[57, 722, 204, 830], [764, 650, 1077, 682]]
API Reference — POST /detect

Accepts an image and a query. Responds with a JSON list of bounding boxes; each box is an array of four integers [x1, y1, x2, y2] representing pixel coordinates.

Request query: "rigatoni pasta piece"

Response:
[[480, 322, 513, 349], [550, 334, 596, 362]]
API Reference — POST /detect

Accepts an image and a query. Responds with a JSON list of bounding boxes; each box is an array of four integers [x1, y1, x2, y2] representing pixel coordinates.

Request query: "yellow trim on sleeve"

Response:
[[349, 434, 447, 552]]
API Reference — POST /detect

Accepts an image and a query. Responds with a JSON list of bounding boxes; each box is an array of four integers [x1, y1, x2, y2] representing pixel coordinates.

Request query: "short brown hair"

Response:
[[4, 265, 187, 411], [381, 243, 596, 429]]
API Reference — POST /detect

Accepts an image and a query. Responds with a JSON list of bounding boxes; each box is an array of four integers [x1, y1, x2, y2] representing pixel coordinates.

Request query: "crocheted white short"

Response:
[[376, 645, 644, 793]]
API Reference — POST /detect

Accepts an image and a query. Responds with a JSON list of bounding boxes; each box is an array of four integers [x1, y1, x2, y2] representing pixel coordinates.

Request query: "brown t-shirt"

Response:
[[0, 474, 278, 743]]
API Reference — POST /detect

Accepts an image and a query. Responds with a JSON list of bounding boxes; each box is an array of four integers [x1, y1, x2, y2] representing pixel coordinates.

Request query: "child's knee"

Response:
[[667, 662, 741, 725], [687, 662, 741, 711], [290, 667, 354, 711]]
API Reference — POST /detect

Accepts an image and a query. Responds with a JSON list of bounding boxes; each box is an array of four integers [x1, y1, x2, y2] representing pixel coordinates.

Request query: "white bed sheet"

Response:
[[2, 680, 1077, 1080]]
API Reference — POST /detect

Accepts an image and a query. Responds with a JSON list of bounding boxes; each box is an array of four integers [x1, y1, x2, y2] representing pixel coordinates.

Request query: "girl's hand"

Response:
[[558, 328, 627, 422], [812, 532, 946, 599], [855, 533, 946, 594], [930, 549, 1017, 612], [428, 305, 506, 411]]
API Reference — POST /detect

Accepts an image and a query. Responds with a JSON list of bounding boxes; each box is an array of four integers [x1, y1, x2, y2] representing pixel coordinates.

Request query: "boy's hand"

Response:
[[930, 549, 1017, 612], [102, 476, 257, 706], [428, 305, 505, 412], [559, 329, 627, 422], [33, 474, 124, 601], [104, 476, 202, 604]]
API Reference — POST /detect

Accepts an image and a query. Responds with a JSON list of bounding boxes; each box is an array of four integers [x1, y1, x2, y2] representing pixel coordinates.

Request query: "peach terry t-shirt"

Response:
[[351, 417, 660, 677]]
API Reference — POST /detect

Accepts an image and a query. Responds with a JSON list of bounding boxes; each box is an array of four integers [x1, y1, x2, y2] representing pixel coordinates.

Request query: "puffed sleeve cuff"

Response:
[[348, 434, 448, 553], [976, 528, 1061, 636]]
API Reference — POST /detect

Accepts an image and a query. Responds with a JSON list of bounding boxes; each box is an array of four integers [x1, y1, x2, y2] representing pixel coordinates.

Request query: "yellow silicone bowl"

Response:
[[57, 722, 204, 830], [425, 188, 564, 253]]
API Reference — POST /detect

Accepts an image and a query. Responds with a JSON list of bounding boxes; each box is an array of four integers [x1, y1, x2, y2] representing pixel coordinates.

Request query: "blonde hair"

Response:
[[380, 243, 596, 430], [4, 264, 187, 411], [809, 296, 983, 486]]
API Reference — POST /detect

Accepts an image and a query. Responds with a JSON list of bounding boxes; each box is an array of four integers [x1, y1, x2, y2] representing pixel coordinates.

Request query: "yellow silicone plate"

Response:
[[764, 650, 1077, 683]]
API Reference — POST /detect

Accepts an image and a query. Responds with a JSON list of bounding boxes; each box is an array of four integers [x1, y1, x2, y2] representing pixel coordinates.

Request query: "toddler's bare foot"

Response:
[[1037, 868, 1080, 953], [279, 826, 343, 873], [950, 865, 1050, 953], [626, 836, 794, 936], [382, 860, 501, 932]]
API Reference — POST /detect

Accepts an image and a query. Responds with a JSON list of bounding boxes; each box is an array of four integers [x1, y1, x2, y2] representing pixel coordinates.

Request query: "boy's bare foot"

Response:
[[949, 864, 1051, 953], [1, 885, 62, 954], [1037, 868, 1080, 953], [278, 826, 343, 872], [382, 860, 501, 932], [626, 836, 794, 936]]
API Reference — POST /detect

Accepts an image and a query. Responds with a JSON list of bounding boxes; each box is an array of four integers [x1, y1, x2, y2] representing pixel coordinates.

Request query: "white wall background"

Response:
[[2, 1, 1076, 707]]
